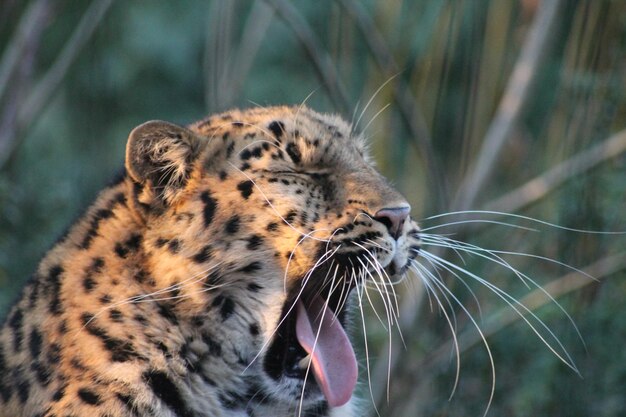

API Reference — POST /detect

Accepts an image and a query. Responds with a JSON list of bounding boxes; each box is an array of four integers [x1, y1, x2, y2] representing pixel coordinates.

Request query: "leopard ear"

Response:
[[125, 120, 203, 205]]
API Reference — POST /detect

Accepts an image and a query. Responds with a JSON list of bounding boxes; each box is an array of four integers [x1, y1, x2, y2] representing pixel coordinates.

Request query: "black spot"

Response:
[[126, 234, 142, 251], [143, 370, 193, 417], [226, 141, 235, 158], [201, 191, 217, 228], [116, 392, 136, 411], [286, 143, 302, 164], [82, 257, 104, 293], [115, 243, 128, 258], [47, 343, 61, 364], [99, 294, 112, 304], [201, 333, 223, 356], [29, 328, 42, 358], [155, 238, 169, 248], [155, 341, 169, 354], [240, 149, 252, 160], [48, 264, 64, 315], [31, 360, 52, 385], [246, 234, 264, 250], [240, 162, 251, 171], [266, 222, 279, 232], [134, 314, 148, 325], [206, 271, 222, 286], [72, 358, 85, 370], [232, 121, 244, 127], [133, 270, 148, 285], [109, 309, 124, 323], [52, 385, 66, 402], [237, 180, 254, 199], [168, 239, 181, 254], [247, 282, 263, 292], [16, 379, 29, 403], [8, 308, 24, 351], [0, 347, 11, 402], [268, 121, 285, 140], [285, 210, 298, 223], [57, 320, 67, 334], [225, 215, 240, 234], [80, 208, 114, 249], [78, 388, 102, 405], [240, 146, 263, 161], [238, 261, 262, 273], [81, 313, 138, 362], [211, 295, 235, 321], [192, 245, 213, 263], [83, 276, 96, 292], [219, 170, 228, 180], [157, 304, 179, 325], [249, 323, 260, 336]]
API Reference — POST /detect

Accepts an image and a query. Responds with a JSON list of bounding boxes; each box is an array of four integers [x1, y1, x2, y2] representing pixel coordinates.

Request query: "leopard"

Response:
[[0, 105, 421, 417]]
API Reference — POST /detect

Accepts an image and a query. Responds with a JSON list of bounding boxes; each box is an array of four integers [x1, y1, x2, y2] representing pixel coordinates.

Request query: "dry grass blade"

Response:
[[456, 0, 563, 211], [0, 0, 114, 169], [0, 0, 52, 103], [262, 0, 351, 113], [338, 0, 448, 208], [0, 0, 53, 163], [486, 129, 626, 213]]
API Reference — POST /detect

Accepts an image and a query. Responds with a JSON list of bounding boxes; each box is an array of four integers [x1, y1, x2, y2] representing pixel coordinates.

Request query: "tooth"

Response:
[[298, 354, 311, 369]]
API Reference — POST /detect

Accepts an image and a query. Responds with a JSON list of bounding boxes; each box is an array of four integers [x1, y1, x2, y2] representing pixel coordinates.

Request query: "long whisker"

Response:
[[410, 260, 462, 400], [243, 245, 341, 374], [355, 274, 382, 417], [419, 234, 586, 346], [423, 209, 626, 235], [82, 262, 224, 330], [354, 72, 400, 131], [420, 251, 579, 374], [420, 219, 538, 233]]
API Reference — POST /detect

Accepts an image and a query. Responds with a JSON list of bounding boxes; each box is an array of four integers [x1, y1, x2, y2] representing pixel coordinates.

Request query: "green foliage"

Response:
[[1, 1, 625, 415]]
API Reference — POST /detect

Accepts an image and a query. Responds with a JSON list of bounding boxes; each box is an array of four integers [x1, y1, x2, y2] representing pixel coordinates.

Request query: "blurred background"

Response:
[[1, 1, 625, 415]]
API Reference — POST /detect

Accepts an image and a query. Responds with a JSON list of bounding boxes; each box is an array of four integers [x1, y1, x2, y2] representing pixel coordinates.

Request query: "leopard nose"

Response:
[[374, 206, 411, 239]]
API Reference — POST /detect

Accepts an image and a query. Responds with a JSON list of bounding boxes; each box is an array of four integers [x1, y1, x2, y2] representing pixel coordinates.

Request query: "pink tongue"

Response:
[[295, 296, 358, 407]]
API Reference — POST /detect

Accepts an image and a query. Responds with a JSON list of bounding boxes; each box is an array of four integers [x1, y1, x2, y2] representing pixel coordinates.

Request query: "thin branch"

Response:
[[456, 0, 563, 211], [18, 0, 114, 127], [0, 0, 114, 169], [338, 0, 449, 210], [0, 0, 53, 163], [231, 1, 275, 105], [204, 1, 275, 111], [262, 0, 351, 113], [0, 0, 52, 104], [486, 128, 626, 213]]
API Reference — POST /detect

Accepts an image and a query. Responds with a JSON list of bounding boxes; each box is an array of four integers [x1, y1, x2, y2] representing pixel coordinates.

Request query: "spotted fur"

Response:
[[0, 106, 420, 417]]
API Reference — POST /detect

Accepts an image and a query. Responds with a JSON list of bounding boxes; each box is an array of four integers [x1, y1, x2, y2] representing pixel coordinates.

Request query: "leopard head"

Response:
[[125, 106, 420, 410]]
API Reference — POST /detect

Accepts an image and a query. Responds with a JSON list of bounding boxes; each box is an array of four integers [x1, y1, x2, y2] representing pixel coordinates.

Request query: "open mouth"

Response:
[[263, 278, 358, 407]]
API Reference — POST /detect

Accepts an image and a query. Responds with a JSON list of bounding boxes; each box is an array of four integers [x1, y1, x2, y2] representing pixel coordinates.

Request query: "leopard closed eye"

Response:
[[0, 106, 421, 417]]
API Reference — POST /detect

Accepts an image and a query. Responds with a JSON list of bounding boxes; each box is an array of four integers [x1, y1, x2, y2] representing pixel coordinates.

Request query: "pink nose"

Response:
[[374, 206, 411, 239]]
